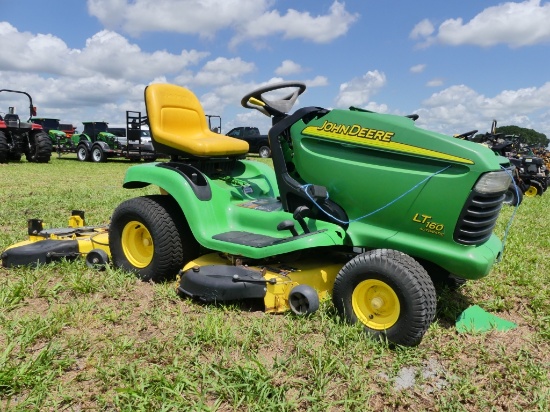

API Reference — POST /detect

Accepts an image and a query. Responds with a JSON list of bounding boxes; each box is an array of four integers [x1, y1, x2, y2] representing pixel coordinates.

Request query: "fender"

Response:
[[78, 134, 92, 143], [122, 160, 346, 257], [77, 140, 92, 150], [122, 162, 219, 245], [93, 140, 112, 152]]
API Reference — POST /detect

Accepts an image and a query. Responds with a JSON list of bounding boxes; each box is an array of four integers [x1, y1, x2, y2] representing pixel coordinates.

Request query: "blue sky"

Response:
[[1, 0, 550, 137]]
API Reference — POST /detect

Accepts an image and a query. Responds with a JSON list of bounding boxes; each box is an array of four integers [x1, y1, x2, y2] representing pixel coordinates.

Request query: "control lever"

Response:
[[277, 220, 298, 237], [293, 206, 311, 234]]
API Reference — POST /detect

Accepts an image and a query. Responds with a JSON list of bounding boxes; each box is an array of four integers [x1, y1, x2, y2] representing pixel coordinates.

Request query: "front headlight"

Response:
[[474, 170, 512, 194]]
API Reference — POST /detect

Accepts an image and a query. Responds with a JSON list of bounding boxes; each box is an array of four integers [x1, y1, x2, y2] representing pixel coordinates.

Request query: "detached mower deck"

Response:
[[2, 211, 110, 269]]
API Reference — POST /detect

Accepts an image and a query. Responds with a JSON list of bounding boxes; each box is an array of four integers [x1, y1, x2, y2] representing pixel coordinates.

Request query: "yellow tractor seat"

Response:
[[145, 83, 249, 158]]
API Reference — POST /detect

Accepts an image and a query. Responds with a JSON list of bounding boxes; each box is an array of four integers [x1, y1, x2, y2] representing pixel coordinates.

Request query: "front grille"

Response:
[[454, 191, 505, 245]]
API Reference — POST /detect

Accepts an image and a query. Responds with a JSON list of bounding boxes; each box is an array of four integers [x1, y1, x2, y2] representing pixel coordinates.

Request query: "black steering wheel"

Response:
[[241, 81, 306, 117], [454, 129, 478, 141]]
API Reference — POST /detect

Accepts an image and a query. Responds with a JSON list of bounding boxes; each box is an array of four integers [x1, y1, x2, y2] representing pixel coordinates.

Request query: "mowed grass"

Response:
[[1, 154, 549, 411]]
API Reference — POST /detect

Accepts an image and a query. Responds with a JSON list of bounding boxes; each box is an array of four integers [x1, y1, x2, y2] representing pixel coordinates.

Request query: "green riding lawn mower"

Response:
[[0, 89, 52, 163], [2, 82, 514, 346]]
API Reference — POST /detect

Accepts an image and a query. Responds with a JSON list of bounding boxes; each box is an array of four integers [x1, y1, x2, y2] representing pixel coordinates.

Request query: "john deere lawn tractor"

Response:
[[99, 82, 512, 346], [0, 89, 52, 163], [2, 82, 513, 346]]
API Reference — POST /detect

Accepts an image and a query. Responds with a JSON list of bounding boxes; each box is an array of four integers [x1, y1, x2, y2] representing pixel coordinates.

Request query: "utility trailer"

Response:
[[65, 111, 158, 162]]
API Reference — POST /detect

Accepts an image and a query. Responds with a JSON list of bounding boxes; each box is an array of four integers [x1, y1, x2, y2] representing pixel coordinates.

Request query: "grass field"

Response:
[[1, 155, 549, 411]]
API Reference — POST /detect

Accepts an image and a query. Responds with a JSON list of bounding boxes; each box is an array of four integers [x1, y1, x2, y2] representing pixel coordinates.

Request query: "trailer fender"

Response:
[[93, 141, 112, 152]]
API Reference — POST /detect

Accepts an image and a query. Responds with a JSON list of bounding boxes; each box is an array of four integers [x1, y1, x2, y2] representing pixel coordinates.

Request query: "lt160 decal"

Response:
[[413, 213, 445, 237]]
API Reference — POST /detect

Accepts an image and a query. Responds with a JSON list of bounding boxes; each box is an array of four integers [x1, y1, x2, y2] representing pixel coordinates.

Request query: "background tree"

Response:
[[495, 124, 549, 147]]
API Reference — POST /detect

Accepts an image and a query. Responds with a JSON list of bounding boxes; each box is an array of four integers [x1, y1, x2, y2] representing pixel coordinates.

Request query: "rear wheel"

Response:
[[77, 144, 90, 161], [25, 131, 52, 163], [0, 132, 8, 163], [91, 145, 106, 162], [332, 249, 436, 347], [109, 195, 200, 282]]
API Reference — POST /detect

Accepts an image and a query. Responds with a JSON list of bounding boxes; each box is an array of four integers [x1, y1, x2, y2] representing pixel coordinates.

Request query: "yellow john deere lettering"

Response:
[[302, 121, 474, 165]]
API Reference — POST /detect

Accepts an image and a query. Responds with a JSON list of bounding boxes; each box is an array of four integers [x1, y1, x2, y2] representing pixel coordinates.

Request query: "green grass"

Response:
[[1, 155, 549, 411]]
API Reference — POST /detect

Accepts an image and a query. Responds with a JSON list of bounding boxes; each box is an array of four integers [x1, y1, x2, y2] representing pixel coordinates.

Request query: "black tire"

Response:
[[258, 145, 271, 158], [529, 179, 544, 196], [0, 132, 8, 163], [288, 285, 319, 315], [8, 151, 22, 161], [86, 249, 110, 271], [77, 144, 90, 161], [109, 195, 200, 282], [503, 183, 523, 206], [332, 249, 436, 347], [25, 131, 52, 163], [91, 145, 106, 162]]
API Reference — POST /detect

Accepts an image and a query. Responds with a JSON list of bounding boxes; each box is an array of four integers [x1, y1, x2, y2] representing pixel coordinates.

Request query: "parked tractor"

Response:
[[71, 113, 157, 162], [30, 117, 76, 156], [0, 89, 52, 163]]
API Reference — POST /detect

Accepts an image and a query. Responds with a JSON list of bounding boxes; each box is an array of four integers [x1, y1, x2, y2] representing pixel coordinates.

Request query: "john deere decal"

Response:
[[302, 122, 474, 165]]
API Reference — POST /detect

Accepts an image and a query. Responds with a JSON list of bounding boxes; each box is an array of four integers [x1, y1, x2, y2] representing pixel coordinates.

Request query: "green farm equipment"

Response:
[[30, 117, 75, 155], [72, 116, 157, 162], [3, 82, 514, 346], [0, 89, 52, 163], [106, 82, 513, 346]]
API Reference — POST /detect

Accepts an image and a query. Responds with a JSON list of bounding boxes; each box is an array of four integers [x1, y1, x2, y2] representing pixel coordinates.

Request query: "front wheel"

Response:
[[109, 195, 200, 282], [527, 179, 544, 196], [258, 145, 271, 158], [332, 249, 436, 347], [77, 144, 90, 161]]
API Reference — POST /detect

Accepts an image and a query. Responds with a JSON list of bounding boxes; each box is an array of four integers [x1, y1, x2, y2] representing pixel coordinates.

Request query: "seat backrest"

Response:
[[4, 113, 19, 126], [145, 83, 249, 158]]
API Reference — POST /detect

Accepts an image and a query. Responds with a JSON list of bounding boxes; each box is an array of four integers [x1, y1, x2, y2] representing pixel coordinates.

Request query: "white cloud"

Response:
[[426, 78, 444, 87], [87, 0, 358, 47], [88, 0, 268, 39], [415, 82, 550, 134], [410, 64, 426, 74], [79, 31, 209, 81], [412, 0, 550, 48], [410, 19, 434, 40], [306, 76, 328, 87], [275, 60, 303, 76], [0, 24, 208, 81], [231, 1, 358, 46], [0, 22, 79, 75], [193, 57, 256, 86], [335, 70, 386, 108]]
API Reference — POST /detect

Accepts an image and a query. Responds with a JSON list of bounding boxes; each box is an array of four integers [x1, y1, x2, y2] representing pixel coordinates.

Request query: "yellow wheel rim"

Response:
[[352, 279, 400, 330], [524, 186, 537, 197], [121, 220, 154, 268]]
